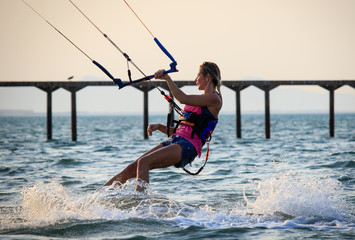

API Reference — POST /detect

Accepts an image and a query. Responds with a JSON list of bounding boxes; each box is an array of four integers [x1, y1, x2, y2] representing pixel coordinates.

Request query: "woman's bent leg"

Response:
[[104, 161, 137, 186], [136, 144, 182, 184], [103, 144, 165, 186]]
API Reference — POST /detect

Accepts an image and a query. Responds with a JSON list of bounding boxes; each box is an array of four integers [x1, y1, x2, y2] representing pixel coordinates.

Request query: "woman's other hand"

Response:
[[147, 124, 160, 136]]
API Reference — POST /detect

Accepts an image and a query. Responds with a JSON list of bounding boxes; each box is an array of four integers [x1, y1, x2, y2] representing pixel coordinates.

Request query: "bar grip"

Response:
[[164, 68, 178, 74], [93, 60, 124, 88], [93, 60, 114, 80], [154, 38, 176, 62]]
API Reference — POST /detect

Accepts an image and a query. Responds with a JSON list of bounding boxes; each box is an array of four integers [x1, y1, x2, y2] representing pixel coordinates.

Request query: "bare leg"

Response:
[[104, 144, 166, 186], [136, 144, 182, 184], [103, 161, 137, 187]]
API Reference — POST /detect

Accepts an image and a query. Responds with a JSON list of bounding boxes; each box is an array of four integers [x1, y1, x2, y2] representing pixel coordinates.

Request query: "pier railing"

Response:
[[1, 80, 354, 140]]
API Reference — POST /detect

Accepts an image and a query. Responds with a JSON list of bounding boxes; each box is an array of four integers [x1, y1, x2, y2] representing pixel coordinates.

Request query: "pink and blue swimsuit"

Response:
[[161, 104, 218, 168]]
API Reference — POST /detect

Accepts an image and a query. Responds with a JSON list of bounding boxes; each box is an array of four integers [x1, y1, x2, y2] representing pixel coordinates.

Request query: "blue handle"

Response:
[[95, 38, 178, 89], [93, 60, 114, 80], [164, 61, 178, 74], [154, 38, 176, 62], [93, 60, 124, 88], [113, 78, 124, 88], [118, 66, 179, 89]]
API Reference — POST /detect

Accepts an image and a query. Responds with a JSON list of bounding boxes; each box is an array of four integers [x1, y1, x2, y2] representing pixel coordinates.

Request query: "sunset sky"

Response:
[[0, 0, 354, 114]]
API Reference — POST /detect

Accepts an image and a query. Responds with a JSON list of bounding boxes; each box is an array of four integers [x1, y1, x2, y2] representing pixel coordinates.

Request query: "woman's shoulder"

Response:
[[208, 92, 222, 118], [202, 91, 222, 103]]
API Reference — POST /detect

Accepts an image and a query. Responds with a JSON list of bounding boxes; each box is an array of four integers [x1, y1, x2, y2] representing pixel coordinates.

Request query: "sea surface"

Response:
[[0, 114, 354, 239]]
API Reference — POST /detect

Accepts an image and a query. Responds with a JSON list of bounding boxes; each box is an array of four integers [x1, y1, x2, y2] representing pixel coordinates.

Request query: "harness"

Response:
[[166, 103, 218, 175], [174, 109, 218, 145]]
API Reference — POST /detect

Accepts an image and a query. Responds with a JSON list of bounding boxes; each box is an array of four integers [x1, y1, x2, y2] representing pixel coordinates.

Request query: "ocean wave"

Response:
[[1, 173, 353, 233], [321, 160, 355, 169]]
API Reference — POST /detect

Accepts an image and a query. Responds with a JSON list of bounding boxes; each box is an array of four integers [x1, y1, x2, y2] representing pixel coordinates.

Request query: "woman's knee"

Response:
[[122, 160, 137, 174], [137, 155, 157, 172]]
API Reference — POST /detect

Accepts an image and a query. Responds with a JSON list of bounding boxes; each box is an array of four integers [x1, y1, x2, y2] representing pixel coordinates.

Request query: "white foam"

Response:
[[1, 181, 135, 230], [241, 170, 350, 221], [1, 172, 353, 231], [170, 171, 354, 229]]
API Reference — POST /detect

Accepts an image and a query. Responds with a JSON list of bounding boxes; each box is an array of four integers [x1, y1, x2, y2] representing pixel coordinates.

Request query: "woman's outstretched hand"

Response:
[[154, 69, 171, 81]]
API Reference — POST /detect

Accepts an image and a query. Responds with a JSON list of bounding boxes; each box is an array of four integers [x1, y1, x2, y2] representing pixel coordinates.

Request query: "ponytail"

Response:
[[199, 61, 222, 100]]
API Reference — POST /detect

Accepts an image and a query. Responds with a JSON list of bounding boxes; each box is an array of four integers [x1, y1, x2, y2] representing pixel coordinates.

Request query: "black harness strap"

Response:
[[166, 102, 173, 137], [183, 140, 211, 175]]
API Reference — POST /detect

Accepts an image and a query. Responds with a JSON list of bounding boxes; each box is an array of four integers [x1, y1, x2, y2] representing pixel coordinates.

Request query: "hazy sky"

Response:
[[0, 0, 354, 114]]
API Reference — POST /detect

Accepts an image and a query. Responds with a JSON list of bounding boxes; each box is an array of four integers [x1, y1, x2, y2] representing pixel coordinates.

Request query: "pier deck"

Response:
[[1, 80, 354, 140]]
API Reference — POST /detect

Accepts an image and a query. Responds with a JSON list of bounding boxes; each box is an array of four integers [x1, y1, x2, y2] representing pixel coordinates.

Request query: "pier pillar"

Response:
[[47, 91, 53, 140], [320, 84, 343, 137], [264, 89, 271, 139], [133, 85, 156, 139], [255, 83, 279, 139], [236, 89, 242, 138], [329, 88, 335, 137], [224, 85, 250, 138], [143, 90, 149, 139], [36, 86, 59, 140], [71, 91, 77, 141], [63, 85, 86, 141]]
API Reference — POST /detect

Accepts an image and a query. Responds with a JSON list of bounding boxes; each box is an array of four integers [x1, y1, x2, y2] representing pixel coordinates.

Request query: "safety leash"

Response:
[[182, 140, 210, 175]]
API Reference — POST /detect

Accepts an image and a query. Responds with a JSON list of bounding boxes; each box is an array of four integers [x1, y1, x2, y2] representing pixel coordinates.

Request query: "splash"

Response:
[[0, 180, 194, 230], [1, 182, 134, 229], [241, 171, 350, 221], [172, 171, 353, 229], [1, 173, 353, 231]]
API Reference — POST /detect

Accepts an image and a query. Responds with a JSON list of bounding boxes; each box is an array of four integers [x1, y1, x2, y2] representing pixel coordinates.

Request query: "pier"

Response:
[[1, 80, 354, 140]]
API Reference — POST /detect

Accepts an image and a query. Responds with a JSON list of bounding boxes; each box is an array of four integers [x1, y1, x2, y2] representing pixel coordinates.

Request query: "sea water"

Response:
[[0, 114, 354, 239]]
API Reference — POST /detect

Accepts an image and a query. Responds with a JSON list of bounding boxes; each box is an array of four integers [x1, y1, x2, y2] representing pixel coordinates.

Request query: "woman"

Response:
[[104, 62, 222, 188]]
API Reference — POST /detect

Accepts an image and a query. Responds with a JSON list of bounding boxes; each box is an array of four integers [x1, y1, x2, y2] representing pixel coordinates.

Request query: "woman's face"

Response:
[[195, 72, 208, 90]]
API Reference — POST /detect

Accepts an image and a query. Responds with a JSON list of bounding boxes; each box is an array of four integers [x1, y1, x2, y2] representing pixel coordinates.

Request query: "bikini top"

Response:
[[175, 105, 218, 145]]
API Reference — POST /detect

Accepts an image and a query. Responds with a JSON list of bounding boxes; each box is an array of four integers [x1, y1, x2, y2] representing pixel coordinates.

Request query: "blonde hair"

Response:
[[199, 61, 222, 98]]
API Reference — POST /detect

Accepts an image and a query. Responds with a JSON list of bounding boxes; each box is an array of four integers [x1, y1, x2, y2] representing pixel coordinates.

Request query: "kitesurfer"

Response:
[[104, 62, 222, 190]]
